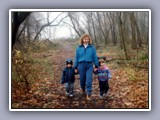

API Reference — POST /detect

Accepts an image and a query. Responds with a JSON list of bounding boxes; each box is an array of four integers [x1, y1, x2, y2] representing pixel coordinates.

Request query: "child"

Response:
[[94, 56, 112, 99], [61, 58, 75, 97]]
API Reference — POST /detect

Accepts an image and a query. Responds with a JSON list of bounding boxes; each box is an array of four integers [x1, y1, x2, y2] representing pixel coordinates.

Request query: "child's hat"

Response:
[[98, 56, 106, 60], [66, 58, 73, 65]]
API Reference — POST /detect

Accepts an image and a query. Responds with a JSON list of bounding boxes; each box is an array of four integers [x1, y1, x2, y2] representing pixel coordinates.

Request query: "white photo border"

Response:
[[9, 9, 151, 111]]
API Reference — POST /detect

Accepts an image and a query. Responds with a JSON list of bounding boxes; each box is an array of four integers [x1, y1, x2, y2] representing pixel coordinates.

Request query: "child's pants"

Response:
[[99, 80, 109, 96], [78, 62, 93, 95], [65, 83, 74, 94]]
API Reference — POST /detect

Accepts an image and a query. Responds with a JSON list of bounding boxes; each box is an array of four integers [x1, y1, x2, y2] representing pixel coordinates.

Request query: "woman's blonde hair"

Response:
[[79, 34, 92, 45]]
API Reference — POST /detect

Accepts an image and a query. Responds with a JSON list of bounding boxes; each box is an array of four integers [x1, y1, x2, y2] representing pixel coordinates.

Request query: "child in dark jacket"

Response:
[[94, 56, 112, 99], [61, 58, 75, 97]]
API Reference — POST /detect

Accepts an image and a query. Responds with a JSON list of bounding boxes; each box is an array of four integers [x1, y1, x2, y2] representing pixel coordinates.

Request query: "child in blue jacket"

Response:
[[95, 56, 112, 99], [61, 58, 75, 97]]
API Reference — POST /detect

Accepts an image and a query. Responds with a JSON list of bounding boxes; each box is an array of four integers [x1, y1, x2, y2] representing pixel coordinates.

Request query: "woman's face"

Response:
[[83, 37, 90, 44]]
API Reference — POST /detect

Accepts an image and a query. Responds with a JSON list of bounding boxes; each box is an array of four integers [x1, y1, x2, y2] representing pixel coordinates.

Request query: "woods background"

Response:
[[11, 10, 149, 109]]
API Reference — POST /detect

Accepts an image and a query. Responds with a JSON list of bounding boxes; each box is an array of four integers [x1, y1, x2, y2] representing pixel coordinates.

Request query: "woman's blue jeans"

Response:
[[78, 62, 93, 95]]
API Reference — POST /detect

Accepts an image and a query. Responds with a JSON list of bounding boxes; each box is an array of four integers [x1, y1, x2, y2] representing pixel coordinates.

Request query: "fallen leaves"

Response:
[[11, 41, 149, 109]]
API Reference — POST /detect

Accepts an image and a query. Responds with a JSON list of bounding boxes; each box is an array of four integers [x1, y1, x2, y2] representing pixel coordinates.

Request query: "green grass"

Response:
[[32, 57, 54, 79]]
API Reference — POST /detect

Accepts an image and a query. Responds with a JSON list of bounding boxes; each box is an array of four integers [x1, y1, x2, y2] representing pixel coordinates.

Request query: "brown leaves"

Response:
[[107, 64, 148, 108], [12, 42, 149, 109]]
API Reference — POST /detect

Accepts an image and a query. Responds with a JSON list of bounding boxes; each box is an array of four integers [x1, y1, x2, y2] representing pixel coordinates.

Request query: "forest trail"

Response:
[[12, 41, 148, 109]]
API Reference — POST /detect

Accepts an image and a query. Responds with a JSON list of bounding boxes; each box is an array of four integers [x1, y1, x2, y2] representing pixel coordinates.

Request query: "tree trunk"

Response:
[[26, 17, 30, 44], [118, 12, 129, 60], [107, 12, 117, 45], [129, 12, 137, 49], [95, 12, 108, 49], [134, 12, 142, 47], [12, 12, 31, 49], [68, 13, 81, 37], [91, 12, 99, 48]]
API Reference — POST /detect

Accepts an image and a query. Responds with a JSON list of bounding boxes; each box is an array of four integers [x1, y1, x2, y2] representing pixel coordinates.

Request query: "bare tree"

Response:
[[94, 12, 110, 48], [129, 12, 139, 49], [33, 12, 67, 41], [12, 12, 31, 48], [107, 12, 117, 45], [91, 12, 99, 48], [67, 12, 82, 37], [83, 12, 99, 48], [117, 12, 129, 60]]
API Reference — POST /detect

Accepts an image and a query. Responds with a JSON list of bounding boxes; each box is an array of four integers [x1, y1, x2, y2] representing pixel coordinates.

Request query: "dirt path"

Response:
[[40, 42, 147, 109], [41, 42, 111, 109]]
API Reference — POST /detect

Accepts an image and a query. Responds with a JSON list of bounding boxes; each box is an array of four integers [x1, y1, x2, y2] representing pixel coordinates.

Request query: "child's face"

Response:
[[67, 64, 72, 68], [83, 37, 90, 44], [99, 59, 105, 66]]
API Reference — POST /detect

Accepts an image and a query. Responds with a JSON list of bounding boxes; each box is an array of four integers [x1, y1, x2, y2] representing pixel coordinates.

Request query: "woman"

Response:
[[74, 34, 99, 100]]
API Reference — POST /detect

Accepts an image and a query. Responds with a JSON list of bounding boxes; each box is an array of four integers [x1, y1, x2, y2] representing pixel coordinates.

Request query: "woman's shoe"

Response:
[[86, 94, 91, 100]]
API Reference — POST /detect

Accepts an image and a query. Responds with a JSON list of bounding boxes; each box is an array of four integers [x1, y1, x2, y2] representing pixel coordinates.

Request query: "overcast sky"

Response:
[[40, 12, 76, 40]]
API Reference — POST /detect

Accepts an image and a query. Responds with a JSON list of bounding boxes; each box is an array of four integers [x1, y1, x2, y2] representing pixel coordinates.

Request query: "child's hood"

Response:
[[98, 65, 109, 70]]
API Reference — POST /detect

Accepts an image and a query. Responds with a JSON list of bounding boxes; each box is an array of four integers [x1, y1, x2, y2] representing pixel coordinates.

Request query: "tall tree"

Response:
[[12, 12, 31, 48], [33, 12, 67, 41], [129, 12, 137, 49], [91, 12, 99, 48], [68, 12, 82, 37], [107, 12, 117, 45], [117, 12, 129, 60], [94, 12, 109, 48]]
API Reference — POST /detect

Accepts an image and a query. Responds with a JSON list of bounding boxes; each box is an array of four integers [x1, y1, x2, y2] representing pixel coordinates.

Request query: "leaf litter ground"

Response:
[[11, 42, 149, 109]]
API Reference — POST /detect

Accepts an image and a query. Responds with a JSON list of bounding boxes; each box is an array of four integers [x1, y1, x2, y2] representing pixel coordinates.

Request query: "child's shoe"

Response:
[[99, 95, 103, 99], [70, 94, 74, 97], [66, 92, 70, 96], [104, 92, 108, 97]]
